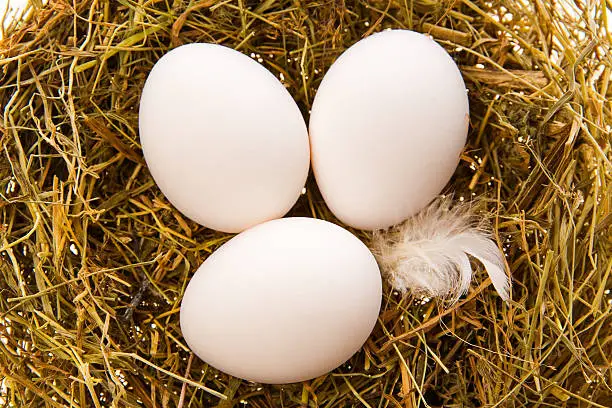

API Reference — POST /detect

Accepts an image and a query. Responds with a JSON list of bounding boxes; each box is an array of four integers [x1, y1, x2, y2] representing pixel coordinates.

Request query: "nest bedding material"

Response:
[[1, 0, 611, 407]]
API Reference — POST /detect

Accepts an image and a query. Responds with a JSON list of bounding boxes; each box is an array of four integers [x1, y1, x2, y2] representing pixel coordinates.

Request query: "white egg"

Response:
[[139, 43, 310, 233], [180, 217, 382, 384], [309, 30, 469, 230]]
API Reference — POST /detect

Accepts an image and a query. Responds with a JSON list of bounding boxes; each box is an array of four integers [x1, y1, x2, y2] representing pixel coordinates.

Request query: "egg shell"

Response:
[[309, 30, 469, 230], [180, 217, 382, 384], [139, 43, 310, 233]]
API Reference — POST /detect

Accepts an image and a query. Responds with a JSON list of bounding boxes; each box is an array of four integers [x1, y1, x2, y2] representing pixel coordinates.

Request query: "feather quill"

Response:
[[370, 197, 510, 302]]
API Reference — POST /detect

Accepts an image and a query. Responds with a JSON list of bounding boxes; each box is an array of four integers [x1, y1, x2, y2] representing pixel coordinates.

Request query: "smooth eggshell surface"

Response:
[[180, 217, 382, 384], [309, 30, 469, 230], [139, 43, 310, 233]]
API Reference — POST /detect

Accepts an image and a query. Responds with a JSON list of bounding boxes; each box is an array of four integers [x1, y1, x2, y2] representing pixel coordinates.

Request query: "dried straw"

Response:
[[1, 0, 610, 406]]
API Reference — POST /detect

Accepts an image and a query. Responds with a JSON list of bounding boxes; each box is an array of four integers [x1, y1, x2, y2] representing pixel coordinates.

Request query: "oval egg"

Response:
[[309, 30, 469, 230], [180, 217, 382, 384], [139, 43, 310, 233]]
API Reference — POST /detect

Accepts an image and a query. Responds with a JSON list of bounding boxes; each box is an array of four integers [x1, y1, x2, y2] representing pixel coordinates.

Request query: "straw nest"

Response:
[[1, 0, 610, 407]]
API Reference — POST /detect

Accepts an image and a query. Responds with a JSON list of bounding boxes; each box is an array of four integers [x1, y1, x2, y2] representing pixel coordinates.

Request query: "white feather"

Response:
[[370, 197, 510, 302]]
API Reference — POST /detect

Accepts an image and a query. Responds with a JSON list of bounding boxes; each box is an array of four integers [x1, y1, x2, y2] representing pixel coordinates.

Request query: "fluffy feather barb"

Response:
[[370, 197, 510, 302]]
